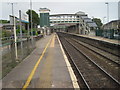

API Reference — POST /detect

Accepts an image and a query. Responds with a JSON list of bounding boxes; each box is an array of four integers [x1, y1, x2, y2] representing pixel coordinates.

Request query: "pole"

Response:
[[19, 10, 22, 40], [105, 2, 109, 23], [30, 0, 34, 47], [103, 17, 106, 24], [9, 3, 18, 59], [19, 10, 23, 59], [11, 3, 14, 17], [28, 23, 30, 36], [118, 1, 120, 20], [79, 15, 81, 34], [107, 3, 109, 22], [13, 16, 18, 59], [30, 0, 33, 36]]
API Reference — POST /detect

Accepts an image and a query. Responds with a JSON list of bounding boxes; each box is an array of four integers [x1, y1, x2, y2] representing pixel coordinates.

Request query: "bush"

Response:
[[2, 30, 12, 38]]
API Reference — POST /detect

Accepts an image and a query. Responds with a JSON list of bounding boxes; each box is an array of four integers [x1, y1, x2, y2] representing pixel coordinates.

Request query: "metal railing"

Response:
[[1, 35, 43, 78]]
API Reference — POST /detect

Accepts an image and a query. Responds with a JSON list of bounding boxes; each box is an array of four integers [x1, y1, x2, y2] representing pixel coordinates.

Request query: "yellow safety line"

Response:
[[50, 35, 55, 47], [22, 35, 53, 90]]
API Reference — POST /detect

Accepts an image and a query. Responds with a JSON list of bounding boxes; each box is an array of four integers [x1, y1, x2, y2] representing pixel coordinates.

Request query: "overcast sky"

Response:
[[0, 0, 120, 24]]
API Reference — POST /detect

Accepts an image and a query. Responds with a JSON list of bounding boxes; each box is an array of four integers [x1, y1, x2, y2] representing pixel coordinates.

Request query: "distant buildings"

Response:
[[102, 1, 120, 30], [39, 8, 50, 27], [1, 15, 29, 36], [39, 8, 97, 35], [50, 11, 97, 35], [102, 20, 120, 30]]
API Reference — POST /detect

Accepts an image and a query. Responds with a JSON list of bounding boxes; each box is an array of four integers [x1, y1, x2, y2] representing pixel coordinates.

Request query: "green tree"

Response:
[[26, 9, 39, 28], [92, 18, 103, 29], [2, 30, 12, 38]]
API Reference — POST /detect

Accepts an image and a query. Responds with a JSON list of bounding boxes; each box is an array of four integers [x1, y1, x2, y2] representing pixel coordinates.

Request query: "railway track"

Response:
[[57, 32, 120, 89], [74, 36, 120, 58], [72, 38, 120, 65], [68, 38, 120, 82]]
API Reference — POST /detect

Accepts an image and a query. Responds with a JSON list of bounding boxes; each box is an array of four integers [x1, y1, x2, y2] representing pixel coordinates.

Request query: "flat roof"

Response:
[[54, 23, 77, 27], [103, 20, 120, 26], [21, 20, 29, 23], [50, 14, 76, 16], [50, 14, 88, 17]]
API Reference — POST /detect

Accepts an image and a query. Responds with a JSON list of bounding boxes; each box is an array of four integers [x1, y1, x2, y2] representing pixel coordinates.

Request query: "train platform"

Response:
[[2, 33, 79, 89], [74, 35, 119, 46], [62, 32, 120, 45], [79, 35, 120, 45]]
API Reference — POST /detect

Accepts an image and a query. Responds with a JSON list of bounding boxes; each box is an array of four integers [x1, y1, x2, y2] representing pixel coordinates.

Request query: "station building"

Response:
[[102, 20, 120, 30], [39, 8, 51, 35], [97, 20, 120, 39], [39, 8, 50, 27], [39, 8, 97, 35]]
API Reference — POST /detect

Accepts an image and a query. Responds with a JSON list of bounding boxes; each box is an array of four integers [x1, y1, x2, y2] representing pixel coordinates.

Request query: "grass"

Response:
[[2, 60, 19, 78], [2, 43, 35, 78]]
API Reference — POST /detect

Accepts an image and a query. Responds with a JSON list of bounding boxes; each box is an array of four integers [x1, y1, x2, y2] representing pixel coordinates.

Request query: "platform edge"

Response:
[[56, 33, 80, 89]]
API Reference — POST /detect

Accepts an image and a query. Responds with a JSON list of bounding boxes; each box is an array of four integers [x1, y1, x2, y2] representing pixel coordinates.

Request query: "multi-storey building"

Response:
[[39, 8, 97, 35], [39, 8, 50, 27], [102, 20, 120, 30]]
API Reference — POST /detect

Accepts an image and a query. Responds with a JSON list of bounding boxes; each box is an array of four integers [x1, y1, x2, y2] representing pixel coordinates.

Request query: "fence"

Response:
[[95, 29, 120, 40], [1, 35, 43, 78]]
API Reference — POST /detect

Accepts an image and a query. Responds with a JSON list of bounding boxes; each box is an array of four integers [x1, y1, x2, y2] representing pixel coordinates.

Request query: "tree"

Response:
[[92, 18, 103, 29], [26, 9, 39, 28]]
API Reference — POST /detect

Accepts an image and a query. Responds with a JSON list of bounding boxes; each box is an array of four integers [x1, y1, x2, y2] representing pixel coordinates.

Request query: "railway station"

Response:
[[1, 1, 120, 90]]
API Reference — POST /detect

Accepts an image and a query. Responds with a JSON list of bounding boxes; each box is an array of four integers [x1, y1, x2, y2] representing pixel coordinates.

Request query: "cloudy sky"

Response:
[[0, 0, 120, 24]]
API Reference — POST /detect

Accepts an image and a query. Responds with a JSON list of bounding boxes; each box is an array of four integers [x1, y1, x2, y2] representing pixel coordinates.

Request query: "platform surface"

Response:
[[62, 32, 120, 45], [79, 35, 120, 45], [2, 33, 76, 89]]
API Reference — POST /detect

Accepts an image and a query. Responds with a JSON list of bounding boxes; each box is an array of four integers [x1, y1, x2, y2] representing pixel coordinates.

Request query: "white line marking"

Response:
[[57, 34, 80, 89]]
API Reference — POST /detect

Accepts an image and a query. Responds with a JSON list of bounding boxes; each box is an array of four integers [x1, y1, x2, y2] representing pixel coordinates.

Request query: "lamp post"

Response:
[[30, 0, 33, 36], [30, 0, 34, 48], [8, 3, 18, 59], [19, 10, 23, 59], [79, 15, 81, 34], [103, 16, 106, 24], [118, 1, 120, 20], [105, 2, 109, 23]]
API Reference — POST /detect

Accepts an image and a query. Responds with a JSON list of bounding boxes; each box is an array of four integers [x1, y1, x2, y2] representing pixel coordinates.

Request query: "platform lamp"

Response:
[[105, 2, 109, 23], [8, 2, 18, 59], [30, 0, 34, 48], [103, 17, 106, 24], [79, 14, 81, 34]]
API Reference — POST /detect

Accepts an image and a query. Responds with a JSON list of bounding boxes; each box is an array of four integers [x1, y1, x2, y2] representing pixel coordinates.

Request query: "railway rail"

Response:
[[74, 35, 120, 58], [57, 32, 120, 89], [72, 38, 120, 65]]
